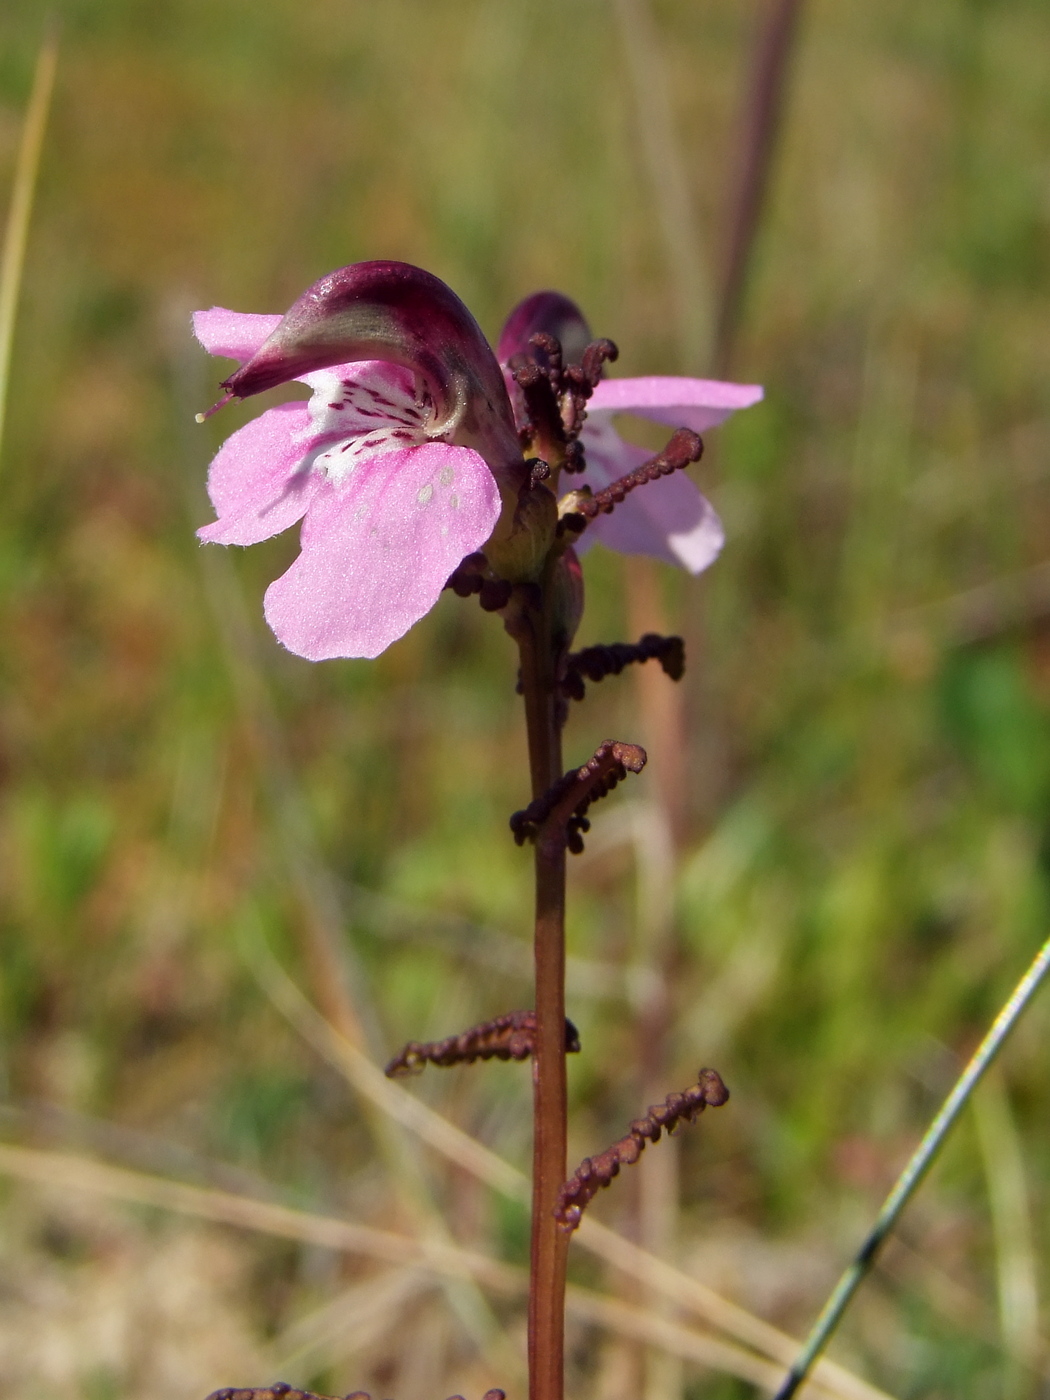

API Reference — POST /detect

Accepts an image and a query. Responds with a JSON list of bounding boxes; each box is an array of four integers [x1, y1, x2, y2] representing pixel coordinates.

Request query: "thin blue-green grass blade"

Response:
[[0, 24, 59, 469], [774, 931, 1050, 1400]]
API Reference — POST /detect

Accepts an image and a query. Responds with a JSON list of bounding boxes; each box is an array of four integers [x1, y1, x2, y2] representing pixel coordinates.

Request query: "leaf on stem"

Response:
[[443, 551, 514, 611], [385, 1009, 581, 1077], [510, 739, 647, 854], [562, 633, 685, 703], [205, 1389, 506, 1400], [507, 323, 618, 470], [558, 427, 703, 535], [556, 1069, 729, 1233], [205, 1387, 369, 1400]]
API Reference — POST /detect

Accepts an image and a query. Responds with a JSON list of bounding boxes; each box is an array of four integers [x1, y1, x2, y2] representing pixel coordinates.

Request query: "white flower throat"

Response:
[[297, 366, 436, 485]]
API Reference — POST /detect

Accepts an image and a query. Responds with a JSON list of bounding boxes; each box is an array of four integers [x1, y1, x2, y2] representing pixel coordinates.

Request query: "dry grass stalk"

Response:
[[0, 1139, 859, 1397], [0, 1141, 515, 1290]]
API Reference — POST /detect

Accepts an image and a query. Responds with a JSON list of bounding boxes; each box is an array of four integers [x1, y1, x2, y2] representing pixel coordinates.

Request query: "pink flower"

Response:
[[195, 263, 522, 662], [497, 292, 763, 574], [195, 267, 763, 665]]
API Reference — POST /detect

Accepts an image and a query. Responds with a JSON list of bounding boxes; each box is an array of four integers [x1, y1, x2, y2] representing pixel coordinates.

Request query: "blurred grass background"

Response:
[[0, 1, 1049, 1397]]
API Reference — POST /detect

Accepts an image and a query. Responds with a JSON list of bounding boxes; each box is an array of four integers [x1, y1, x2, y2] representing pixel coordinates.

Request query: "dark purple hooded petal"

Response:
[[496, 290, 592, 366], [220, 261, 521, 479]]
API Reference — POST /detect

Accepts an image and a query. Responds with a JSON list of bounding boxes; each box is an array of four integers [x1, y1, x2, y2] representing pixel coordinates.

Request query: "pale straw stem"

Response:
[[0, 25, 59, 467], [0, 1139, 849, 1397]]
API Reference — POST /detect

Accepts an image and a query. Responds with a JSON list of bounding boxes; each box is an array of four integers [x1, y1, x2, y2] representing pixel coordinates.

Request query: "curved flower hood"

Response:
[[193, 263, 519, 660]]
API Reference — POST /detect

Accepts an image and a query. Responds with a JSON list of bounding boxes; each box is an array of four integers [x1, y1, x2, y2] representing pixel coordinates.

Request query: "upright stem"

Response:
[[517, 598, 568, 1400], [714, 0, 804, 375]]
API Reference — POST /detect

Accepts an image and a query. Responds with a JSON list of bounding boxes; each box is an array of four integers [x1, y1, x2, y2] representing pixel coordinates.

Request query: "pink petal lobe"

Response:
[[198, 401, 322, 546], [587, 473, 724, 574], [588, 375, 763, 434], [263, 444, 500, 661], [194, 308, 283, 362], [579, 423, 723, 574]]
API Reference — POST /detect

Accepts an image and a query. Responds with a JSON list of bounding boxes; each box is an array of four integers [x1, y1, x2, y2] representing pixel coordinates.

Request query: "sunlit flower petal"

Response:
[[578, 420, 724, 573], [193, 308, 282, 364], [197, 402, 322, 547], [213, 261, 521, 480], [195, 274, 507, 661], [586, 374, 763, 434], [574, 378, 759, 573], [263, 442, 499, 660]]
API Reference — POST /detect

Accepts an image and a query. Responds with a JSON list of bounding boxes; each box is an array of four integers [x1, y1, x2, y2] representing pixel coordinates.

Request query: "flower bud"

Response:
[[549, 545, 585, 653], [485, 478, 559, 585], [497, 291, 592, 366]]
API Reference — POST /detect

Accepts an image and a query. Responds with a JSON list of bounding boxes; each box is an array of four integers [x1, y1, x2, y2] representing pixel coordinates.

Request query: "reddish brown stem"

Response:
[[715, 0, 804, 373], [515, 595, 568, 1400]]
